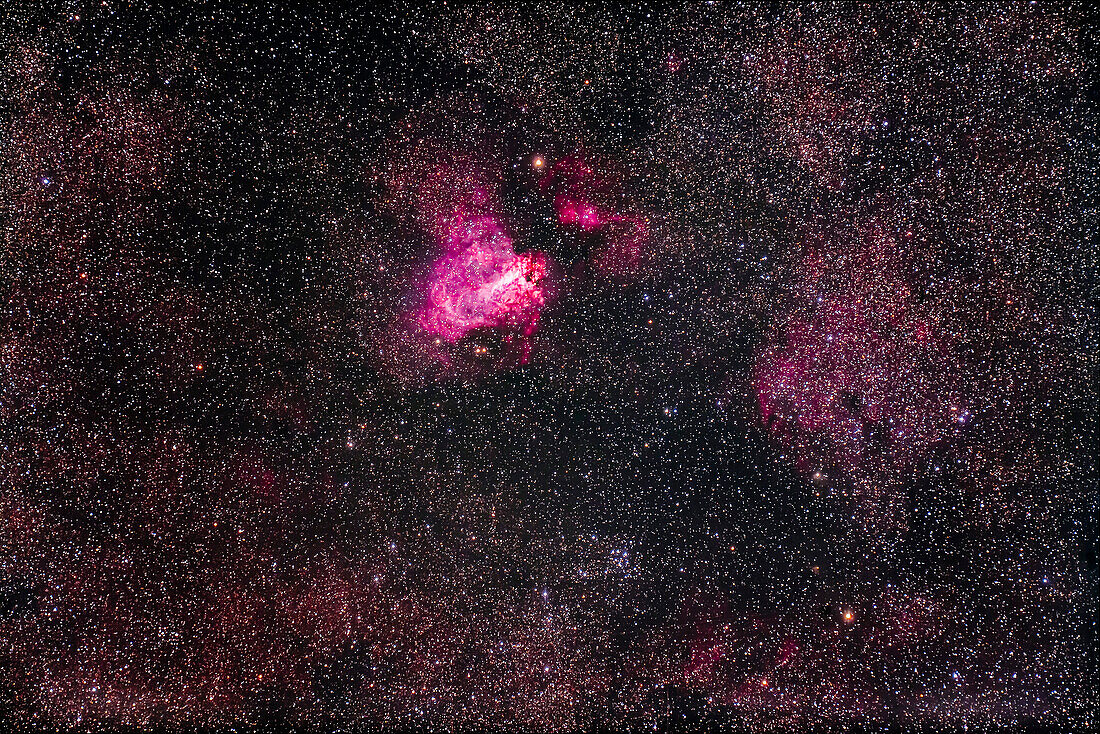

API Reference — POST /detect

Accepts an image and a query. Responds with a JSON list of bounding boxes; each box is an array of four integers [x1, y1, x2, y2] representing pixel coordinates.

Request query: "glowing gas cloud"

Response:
[[418, 213, 547, 343]]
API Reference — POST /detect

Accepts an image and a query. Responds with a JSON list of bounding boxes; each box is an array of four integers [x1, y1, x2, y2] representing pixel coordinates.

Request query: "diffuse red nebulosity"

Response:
[[754, 224, 965, 489], [754, 209, 1073, 533], [674, 592, 801, 704], [538, 155, 653, 281], [755, 289, 961, 475]]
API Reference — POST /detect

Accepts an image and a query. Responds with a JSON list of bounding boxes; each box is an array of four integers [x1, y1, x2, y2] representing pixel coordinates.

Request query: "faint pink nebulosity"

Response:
[[591, 217, 649, 280], [417, 212, 548, 343], [543, 156, 652, 279], [554, 194, 604, 230], [544, 157, 609, 230], [754, 291, 960, 475]]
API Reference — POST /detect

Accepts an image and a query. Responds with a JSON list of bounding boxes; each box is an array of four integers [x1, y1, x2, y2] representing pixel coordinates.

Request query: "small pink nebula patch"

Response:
[[417, 212, 548, 343], [554, 195, 604, 231]]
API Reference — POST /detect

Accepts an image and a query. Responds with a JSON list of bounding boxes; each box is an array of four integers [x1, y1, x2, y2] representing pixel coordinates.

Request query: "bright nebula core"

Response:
[[418, 214, 548, 344], [0, 3, 1095, 733]]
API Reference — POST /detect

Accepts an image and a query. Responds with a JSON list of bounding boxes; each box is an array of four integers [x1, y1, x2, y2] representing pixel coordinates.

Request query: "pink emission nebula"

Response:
[[418, 213, 548, 344]]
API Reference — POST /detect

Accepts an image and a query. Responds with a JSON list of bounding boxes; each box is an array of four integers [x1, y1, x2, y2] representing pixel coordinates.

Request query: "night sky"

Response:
[[1, 2, 1097, 731]]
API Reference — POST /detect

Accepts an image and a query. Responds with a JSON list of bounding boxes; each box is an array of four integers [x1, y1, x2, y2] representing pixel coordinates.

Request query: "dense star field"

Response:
[[1, 2, 1097, 731]]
